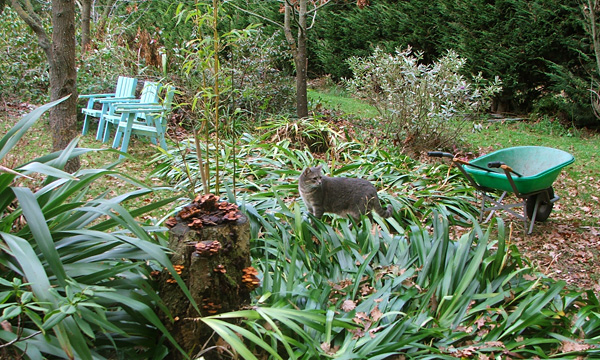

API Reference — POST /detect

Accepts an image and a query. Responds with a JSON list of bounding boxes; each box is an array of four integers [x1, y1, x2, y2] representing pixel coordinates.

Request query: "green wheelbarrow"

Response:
[[428, 146, 575, 234]]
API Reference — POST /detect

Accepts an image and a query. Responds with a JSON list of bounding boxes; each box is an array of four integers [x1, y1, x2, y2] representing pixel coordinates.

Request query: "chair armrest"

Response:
[[78, 93, 116, 99], [115, 104, 163, 111], [114, 104, 165, 114], [97, 96, 137, 104]]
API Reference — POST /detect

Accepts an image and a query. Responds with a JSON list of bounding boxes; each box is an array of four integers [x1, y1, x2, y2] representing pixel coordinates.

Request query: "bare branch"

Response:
[[9, 0, 51, 54], [224, 1, 284, 29], [306, 0, 333, 16]]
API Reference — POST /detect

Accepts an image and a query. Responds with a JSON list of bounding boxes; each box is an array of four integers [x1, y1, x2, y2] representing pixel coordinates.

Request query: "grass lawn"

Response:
[[0, 101, 178, 223]]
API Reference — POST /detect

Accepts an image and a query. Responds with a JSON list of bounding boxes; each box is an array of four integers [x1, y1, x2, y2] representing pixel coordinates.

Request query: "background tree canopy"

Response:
[[307, 0, 594, 124], [1, 0, 599, 127]]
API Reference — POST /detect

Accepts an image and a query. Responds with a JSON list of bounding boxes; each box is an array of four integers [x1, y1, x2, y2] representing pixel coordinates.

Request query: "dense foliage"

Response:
[[149, 128, 600, 358], [308, 0, 596, 125], [0, 8, 49, 101], [2, 0, 599, 126], [0, 99, 189, 359]]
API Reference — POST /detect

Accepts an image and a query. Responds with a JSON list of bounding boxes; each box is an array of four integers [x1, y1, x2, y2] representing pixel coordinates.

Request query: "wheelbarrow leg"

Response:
[[479, 192, 487, 222], [526, 188, 558, 234], [527, 196, 541, 235], [484, 191, 508, 223]]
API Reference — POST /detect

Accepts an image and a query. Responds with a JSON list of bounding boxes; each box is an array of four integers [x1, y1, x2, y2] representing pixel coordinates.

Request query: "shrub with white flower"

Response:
[[345, 46, 502, 154]]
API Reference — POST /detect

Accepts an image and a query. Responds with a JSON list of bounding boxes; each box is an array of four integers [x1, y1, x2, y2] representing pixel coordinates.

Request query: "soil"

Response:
[[480, 173, 600, 292]]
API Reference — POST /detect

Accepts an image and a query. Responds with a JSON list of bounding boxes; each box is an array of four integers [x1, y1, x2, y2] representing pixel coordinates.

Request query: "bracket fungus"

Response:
[[194, 240, 221, 257], [241, 266, 260, 290], [202, 302, 222, 315], [166, 264, 185, 284], [166, 194, 242, 230], [213, 264, 226, 274]]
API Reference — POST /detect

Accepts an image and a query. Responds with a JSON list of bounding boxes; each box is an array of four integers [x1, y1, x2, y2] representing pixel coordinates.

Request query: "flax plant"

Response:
[[0, 98, 195, 359], [241, 199, 600, 358]]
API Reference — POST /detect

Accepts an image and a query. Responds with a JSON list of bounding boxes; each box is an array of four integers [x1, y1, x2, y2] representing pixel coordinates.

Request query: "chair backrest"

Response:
[[144, 85, 176, 126], [139, 82, 161, 104], [115, 76, 138, 98], [162, 85, 176, 112], [134, 82, 162, 123], [159, 85, 176, 126]]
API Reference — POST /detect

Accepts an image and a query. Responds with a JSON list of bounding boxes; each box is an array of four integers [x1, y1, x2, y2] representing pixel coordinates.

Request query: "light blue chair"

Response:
[[79, 76, 137, 138], [112, 84, 176, 157], [99, 81, 161, 144]]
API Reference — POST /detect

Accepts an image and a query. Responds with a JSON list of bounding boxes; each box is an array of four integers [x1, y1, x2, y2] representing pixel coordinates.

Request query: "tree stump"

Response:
[[158, 194, 257, 359]]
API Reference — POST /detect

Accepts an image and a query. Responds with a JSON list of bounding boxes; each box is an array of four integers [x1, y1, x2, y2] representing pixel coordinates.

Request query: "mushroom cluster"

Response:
[[194, 240, 221, 257], [166, 264, 185, 284], [165, 194, 242, 230], [213, 264, 226, 274], [203, 301, 222, 315], [241, 266, 260, 290]]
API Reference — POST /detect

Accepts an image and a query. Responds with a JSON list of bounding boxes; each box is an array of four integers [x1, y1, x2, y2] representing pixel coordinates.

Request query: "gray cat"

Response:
[[298, 165, 393, 221]]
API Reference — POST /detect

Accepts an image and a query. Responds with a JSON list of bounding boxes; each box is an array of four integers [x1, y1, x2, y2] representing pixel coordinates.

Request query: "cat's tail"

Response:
[[376, 204, 393, 218]]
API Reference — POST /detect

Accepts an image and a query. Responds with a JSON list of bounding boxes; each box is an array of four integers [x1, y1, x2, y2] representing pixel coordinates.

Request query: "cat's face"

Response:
[[301, 166, 323, 188]]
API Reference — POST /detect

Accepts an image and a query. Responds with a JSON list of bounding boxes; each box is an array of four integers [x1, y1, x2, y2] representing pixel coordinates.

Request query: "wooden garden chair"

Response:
[[98, 81, 161, 144], [111, 84, 175, 157], [79, 76, 138, 139]]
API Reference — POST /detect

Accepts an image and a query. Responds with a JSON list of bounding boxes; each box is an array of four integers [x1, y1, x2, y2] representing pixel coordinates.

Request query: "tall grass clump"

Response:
[[241, 200, 600, 358], [0, 98, 191, 359], [345, 47, 502, 155]]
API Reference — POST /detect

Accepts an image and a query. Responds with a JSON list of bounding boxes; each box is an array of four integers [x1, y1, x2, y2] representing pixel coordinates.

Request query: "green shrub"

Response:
[[345, 47, 502, 155], [230, 29, 296, 118], [0, 8, 49, 102]]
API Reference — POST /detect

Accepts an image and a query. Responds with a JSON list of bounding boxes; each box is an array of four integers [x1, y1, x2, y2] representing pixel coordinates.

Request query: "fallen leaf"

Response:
[[341, 299, 356, 312]]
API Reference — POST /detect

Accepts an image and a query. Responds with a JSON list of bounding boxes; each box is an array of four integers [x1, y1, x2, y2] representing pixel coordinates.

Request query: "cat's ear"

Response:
[[302, 167, 311, 175], [316, 164, 323, 172]]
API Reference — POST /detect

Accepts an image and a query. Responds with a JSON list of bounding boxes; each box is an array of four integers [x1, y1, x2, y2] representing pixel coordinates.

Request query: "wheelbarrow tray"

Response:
[[464, 146, 574, 194]]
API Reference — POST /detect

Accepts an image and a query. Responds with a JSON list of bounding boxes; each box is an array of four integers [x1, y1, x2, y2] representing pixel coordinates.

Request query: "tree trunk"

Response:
[[50, 0, 80, 173], [10, 0, 80, 173], [81, 0, 91, 51], [296, 0, 309, 118], [284, 0, 309, 119]]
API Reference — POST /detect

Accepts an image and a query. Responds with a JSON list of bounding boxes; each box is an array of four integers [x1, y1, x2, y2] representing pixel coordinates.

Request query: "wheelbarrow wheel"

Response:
[[525, 187, 554, 222]]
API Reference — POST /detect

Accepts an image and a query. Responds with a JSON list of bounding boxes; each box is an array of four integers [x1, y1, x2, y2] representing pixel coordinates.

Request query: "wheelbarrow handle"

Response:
[[427, 151, 454, 158], [453, 158, 494, 172], [428, 152, 496, 172], [488, 161, 523, 177]]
